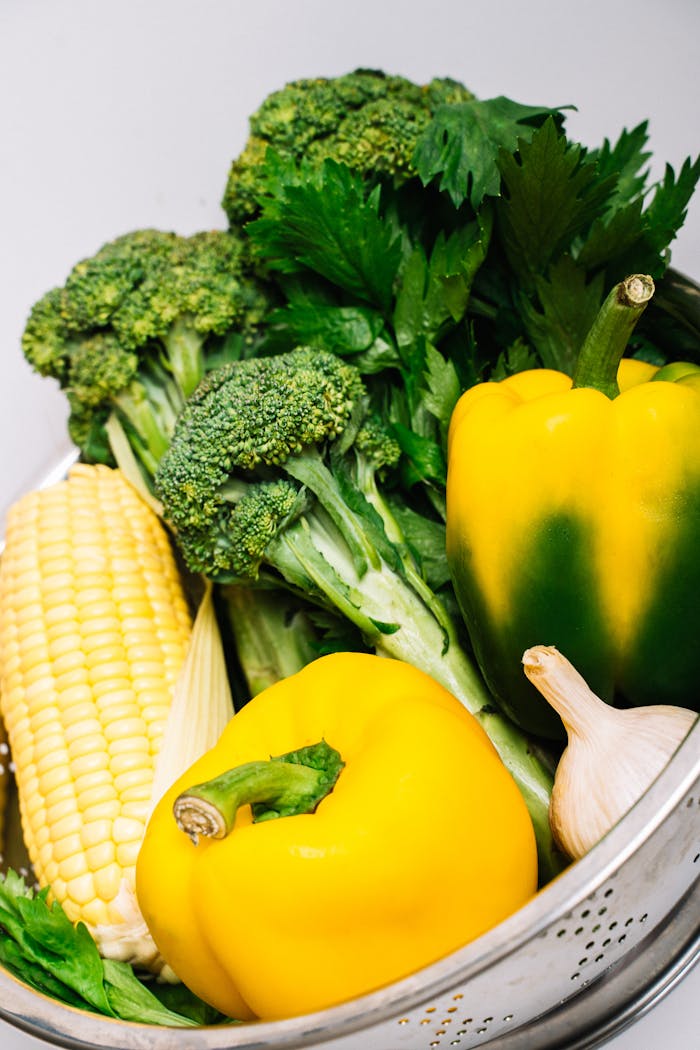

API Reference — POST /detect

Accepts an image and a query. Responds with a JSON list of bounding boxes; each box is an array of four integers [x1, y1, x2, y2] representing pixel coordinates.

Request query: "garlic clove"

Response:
[[522, 645, 698, 861]]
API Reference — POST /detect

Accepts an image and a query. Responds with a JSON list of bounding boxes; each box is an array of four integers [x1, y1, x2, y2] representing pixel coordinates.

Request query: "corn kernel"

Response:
[[84, 840, 116, 871], [112, 816, 145, 845], [66, 872, 100, 907], [93, 863, 122, 904], [58, 851, 89, 882], [71, 750, 110, 777], [116, 841, 140, 869], [53, 832, 84, 863]]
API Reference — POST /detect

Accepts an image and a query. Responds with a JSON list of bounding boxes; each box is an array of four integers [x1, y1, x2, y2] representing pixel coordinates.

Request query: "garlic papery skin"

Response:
[[522, 645, 698, 861]]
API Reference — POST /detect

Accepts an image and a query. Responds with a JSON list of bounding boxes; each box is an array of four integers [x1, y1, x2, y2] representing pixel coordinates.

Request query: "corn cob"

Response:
[[0, 463, 193, 965]]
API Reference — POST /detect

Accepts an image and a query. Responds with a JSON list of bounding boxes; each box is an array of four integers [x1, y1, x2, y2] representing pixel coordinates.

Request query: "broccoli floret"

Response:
[[67, 331, 138, 406], [21, 228, 274, 478], [222, 68, 472, 222], [155, 346, 557, 869], [21, 287, 71, 381]]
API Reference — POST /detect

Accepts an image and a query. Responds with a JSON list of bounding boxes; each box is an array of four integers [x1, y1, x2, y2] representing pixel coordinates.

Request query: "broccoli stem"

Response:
[[112, 368, 183, 473], [163, 315, 207, 399], [265, 505, 563, 880], [284, 449, 381, 575], [221, 584, 320, 697], [352, 452, 454, 647]]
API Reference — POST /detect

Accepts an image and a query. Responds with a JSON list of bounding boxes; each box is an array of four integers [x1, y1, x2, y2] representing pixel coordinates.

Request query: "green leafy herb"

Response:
[[413, 96, 570, 208], [390, 422, 446, 489], [419, 342, 462, 440], [586, 121, 651, 214], [265, 303, 387, 357], [521, 257, 605, 373], [248, 155, 403, 311], [640, 156, 700, 259], [496, 118, 616, 290], [577, 157, 700, 281], [490, 337, 540, 381], [0, 870, 223, 1026]]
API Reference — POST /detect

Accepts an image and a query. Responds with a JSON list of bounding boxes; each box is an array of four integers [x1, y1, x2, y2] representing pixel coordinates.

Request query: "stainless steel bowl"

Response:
[[1, 684, 697, 1049], [1, 368, 699, 1049]]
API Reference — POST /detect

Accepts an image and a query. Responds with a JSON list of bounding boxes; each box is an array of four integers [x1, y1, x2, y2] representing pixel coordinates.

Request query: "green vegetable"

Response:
[[154, 345, 561, 878], [412, 95, 569, 209], [248, 154, 491, 513], [19, 228, 319, 704], [0, 870, 224, 1026], [221, 68, 473, 223], [219, 583, 345, 698], [22, 228, 273, 476]]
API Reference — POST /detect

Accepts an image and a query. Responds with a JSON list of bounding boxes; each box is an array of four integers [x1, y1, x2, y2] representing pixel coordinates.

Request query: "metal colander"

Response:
[[0, 456, 698, 1050]]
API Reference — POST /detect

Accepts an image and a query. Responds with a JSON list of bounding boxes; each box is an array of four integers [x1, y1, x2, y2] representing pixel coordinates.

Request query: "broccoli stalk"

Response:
[[220, 584, 321, 699], [155, 346, 563, 878]]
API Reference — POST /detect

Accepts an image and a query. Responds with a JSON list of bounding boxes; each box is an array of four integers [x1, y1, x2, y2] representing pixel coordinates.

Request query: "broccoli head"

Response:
[[222, 68, 472, 223], [155, 345, 365, 572], [21, 228, 274, 476]]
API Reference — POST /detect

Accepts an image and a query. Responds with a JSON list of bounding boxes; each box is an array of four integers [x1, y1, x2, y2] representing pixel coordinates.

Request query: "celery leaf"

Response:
[[0, 869, 224, 1026], [521, 257, 605, 373], [587, 121, 652, 213], [496, 119, 616, 290], [413, 96, 570, 209], [248, 154, 403, 311]]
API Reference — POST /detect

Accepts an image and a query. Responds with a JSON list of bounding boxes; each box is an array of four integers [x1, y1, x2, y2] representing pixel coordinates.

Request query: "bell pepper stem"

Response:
[[173, 739, 344, 845], [572, 274, 655, 398]]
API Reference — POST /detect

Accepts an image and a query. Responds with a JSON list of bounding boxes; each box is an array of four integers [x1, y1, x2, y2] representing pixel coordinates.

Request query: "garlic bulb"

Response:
[[522, 645, 698, 861]]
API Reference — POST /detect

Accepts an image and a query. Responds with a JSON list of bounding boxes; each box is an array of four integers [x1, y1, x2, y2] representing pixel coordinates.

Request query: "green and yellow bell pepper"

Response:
[[135, 652, 537, 1020], [446, 275, 700, 738]]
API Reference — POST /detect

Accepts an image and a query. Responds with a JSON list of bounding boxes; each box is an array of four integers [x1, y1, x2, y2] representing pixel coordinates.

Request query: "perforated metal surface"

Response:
[[1, 718, 697, 1050], [0, 450, 698, 1049]]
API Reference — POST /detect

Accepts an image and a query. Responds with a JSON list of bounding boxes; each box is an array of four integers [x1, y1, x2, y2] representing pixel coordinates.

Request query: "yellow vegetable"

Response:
[[136, 652, 537, 1020], [447, 276, 700, 738], [0, 463, 193, 965]]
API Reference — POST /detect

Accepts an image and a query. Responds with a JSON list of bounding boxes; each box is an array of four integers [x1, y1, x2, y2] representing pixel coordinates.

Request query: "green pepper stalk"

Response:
[[173, 740, 344, 843], [572, 274, 655, 397]]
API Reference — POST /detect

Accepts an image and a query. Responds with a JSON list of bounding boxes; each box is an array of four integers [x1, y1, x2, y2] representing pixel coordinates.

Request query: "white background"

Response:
[[0, 1, 698, 1047]]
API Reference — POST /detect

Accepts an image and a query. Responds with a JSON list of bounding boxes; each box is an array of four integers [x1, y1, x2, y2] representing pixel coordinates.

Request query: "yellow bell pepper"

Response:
[[447, 275, 700, 738], [135, 652, 537, 1020]]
